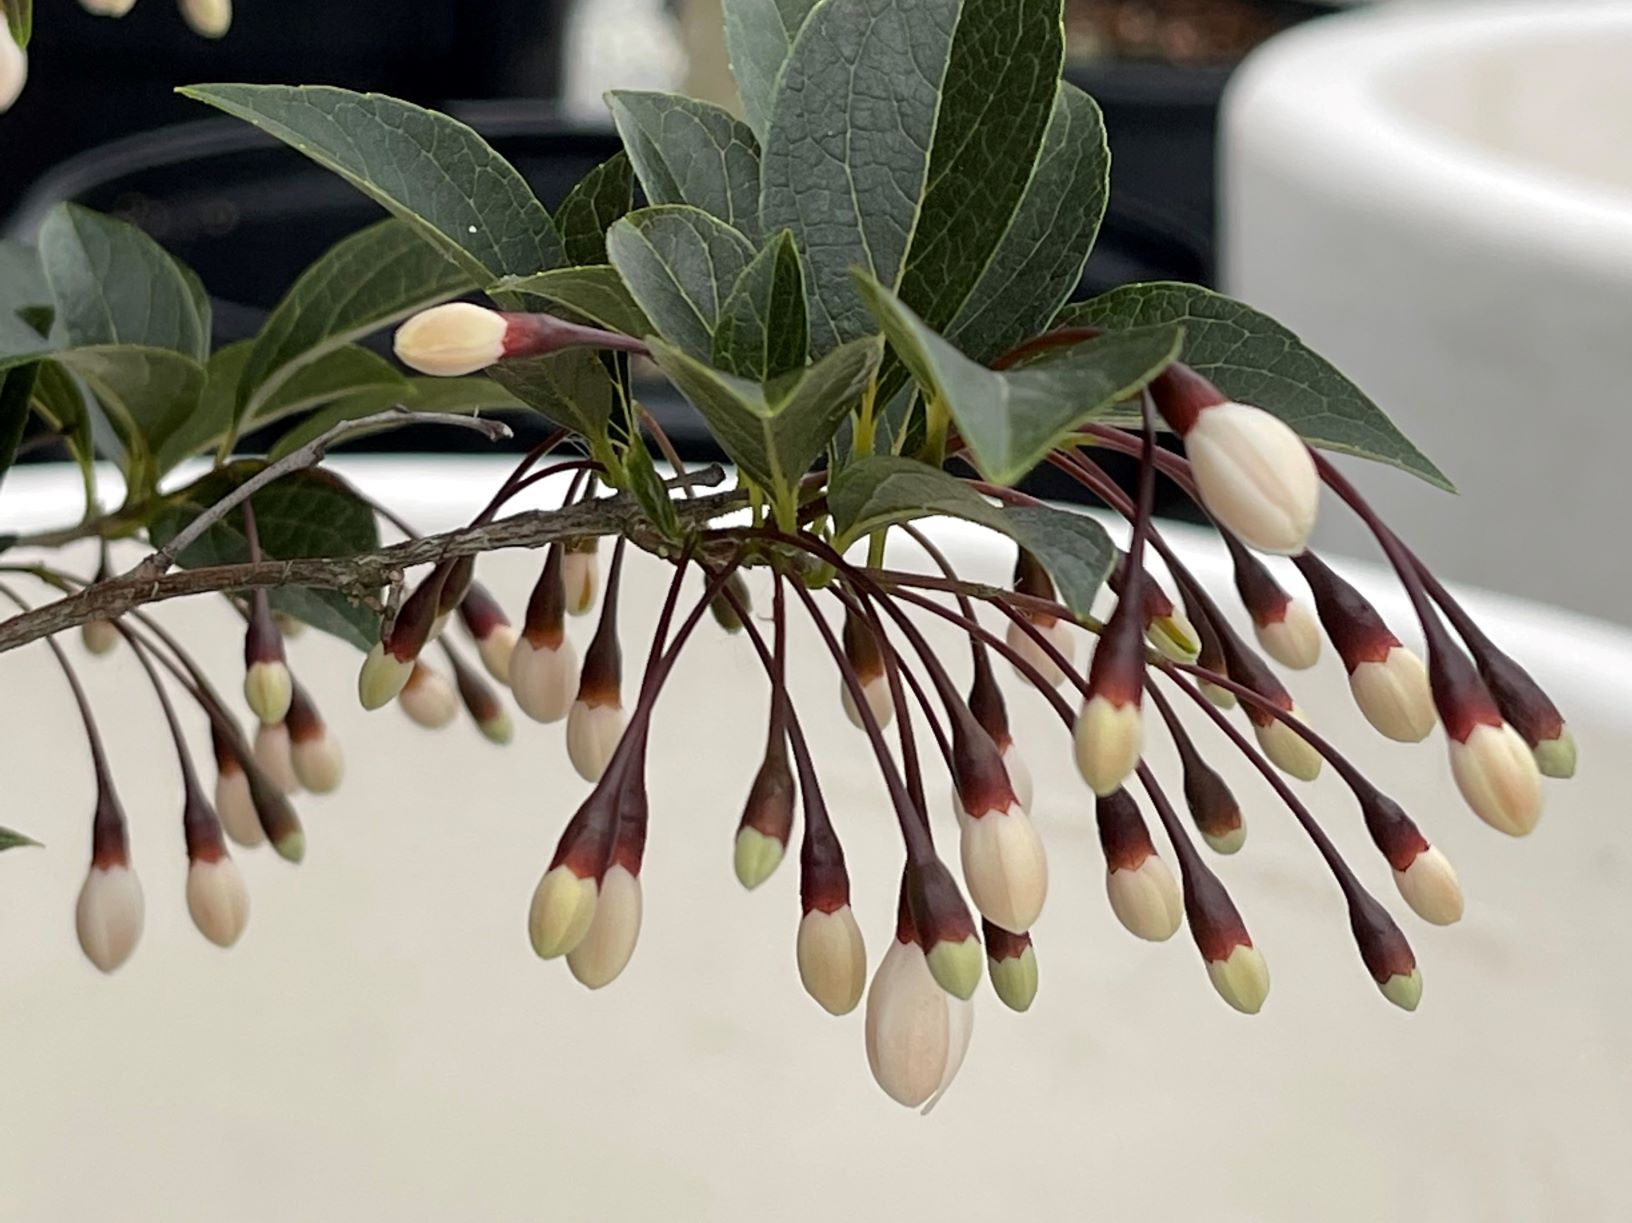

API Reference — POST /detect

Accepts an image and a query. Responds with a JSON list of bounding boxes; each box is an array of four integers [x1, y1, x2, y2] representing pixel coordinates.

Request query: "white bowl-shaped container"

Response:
[[0, 459, 1627, 1219], [1222, 1, 1632, 622]]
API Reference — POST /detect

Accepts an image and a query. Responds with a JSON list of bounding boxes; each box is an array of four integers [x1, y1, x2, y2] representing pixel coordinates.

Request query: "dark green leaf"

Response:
[[492, 266, 652, 337], [249, 344, 406, 429], [649, 334, 880, 505], [53, 345, 207, 479], [178, 85, 564, 282], [556, 152, 635, 267], [5, 0, 31, 49], [239, 218, 471, 423], [488, 348, 618, 443], [28, 360, 93, 467], [605, 206, 755, 358], [0, 825, 41, 851], [1055, 283, 1451, 489], [38, 204, 210, 359], [622, 438, 682, 541], [722, 0, 821, 141], [856, 273, 1182, 485], [148, 465, 382, 648], [829, 454, 1115, 617], [606, 91, 762, 240], [712, 229, 807, 381], [155, 340, 253, 475], [0, 362, 39, 494], [268, 375, 523, 459]]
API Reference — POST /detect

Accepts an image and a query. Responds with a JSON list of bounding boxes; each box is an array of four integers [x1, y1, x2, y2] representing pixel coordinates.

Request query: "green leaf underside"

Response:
[[722, 0, 822, 142], [492, 266, 652, 337], [0, 363, 39, 495], [1056, 283, 1451, 490], [54, 345, 207, 478], [648, 334, 881, 500], [488, 349, 617, 442], [856, 274, 1182, 485], [148, 465, 382, 648], [269, 375, 523, 460], [830, 455, 1114, 617], [605, 206, 755, 359], [607, 90, 763, 242], [623, 435, 683, 540], [178, 85, 565, 283], [0, 825, 41, 850], [239, 218, 472, 421], [556, 152, 635, 268], [712, 229, 808, 381], [38, 204, 210, 360]]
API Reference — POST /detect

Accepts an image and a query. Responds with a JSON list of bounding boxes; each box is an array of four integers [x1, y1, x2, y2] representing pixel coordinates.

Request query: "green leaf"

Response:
[[606, 91, 762, 240], [249, 344, 406, 430], [38, 204, 210, 359], [178, 84, 564, 282], [759, 0, 1060, 356], [5, 0, 31, 49], [830, 455, 1115, 617], [712, 229, 807, 381], [0, 825, 41, 851], [605, 206, 755, 358], [154, 340, 253, 475], [1055, 283, 1451, 490], [148, 465, 382, 648], [53, 345, 207, 477], [238, 218, 472, 425], [556, 153, 635, 267], [268, 375, 523, 459], [492, 265, 652, 337], [942, 83, 1108, 363], [649, 333, 880, 505], [856, 273, 1182, 485], [28, 360, 94, 468], [722, 0, 821, 142], [623, 438, 682, 541], [0, 362, 39, 494], [488, 349, 618, 443], [0, 239, 49, 330]]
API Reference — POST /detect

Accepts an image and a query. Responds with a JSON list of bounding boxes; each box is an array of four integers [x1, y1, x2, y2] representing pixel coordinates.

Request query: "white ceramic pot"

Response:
[[1221, 1, 1632, 622], [0, 458, 1626, 1219]]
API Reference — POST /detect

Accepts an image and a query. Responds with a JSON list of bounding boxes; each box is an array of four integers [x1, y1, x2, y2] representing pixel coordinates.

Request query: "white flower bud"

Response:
[[528, 864, 599, 959], [1449, 722, 1542, 836], [1105, 853, 1183, 942], [1073, 694, 1144, 797], [1254, 601, 1321, 670], [797, 906, 867, 1016], [1146, 607, 1200, 663], [253, 721, 301, 795], [839, 672, 895, 732], [509, 636, 579, 723], [186, 857, 250, 948], [81, 618, 120, 655], [0, 23, 26, 114], [358, 642, 414, 710], [1380, 968, 1424, 1011], [179, 0, 232, 38], [291, 733, 344, 794], [398, 664, 458, 729], [394, 303, 508, 376], [566, 700, 624, 782], [478, 708, 515, 746], [1393, 845, 1463, 926], [1004, 615, 1075, 687], [1000, 741, 1033, 812], [562, 549, 599, 617], [80, 0, 139, 15], [1206, 943, 1270, 1014], [243, 659, 293, 725], [214, 762, 264, 848], [566, 865, 642, 989], [427, 610, 451, 643], [987, 943, 1039, 1012], [865, 940, 975, 1113], [1186, 401, 1319, 555], [1253, 706, 1322, 781], [733, 826, 785, 891], [1201, 679, 1237, 709], [1349, 645, 1435, 743], [76, 864, 144, 973], [957, 804, 1047, 934], [477, 623, 518, 685], [1201, 821, 1248, 856]]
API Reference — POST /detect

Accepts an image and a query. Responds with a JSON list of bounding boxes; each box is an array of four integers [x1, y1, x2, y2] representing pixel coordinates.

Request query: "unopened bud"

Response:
[[474, 623, 517, 684], [81, 618, 120, 655], [398, 662, 459, 729], [510, 636, 579, 723], [358, 641, 415, 710], [710, 571, 752, 633], [0, 22, 25, 114], [1532, 729, 1576, 780], [840, 607, 894, 728], [76, 864, 144, 973], [1252, 706, 1323, 782], [242, 660, 292, 725], [865, 939, 975, 1112], [1182, 858, 1268, 1014], [797, 904, 867, 1016], [1349, 644, 1435, 743], [1004, 614, 1075, 687], [839, 672, 895, 731], [957, 803, 1047, 934], [1207, 942, 1271, 1014], [285, 684, 342, 793], [1255, 600, 1321, 670], [1074, 693, 1144, 796], [566, 864, 643, 989], [1147, 607, 1200, 663], [528, 864, 600, 959], [393, 302, 509, 376], [566, 699, 625, 782], [457, 581, 515, 683], [1097, 788, 1182, 940], [1393, 844, 1463, 926], [1448, 721, 1542, 836], [253, 721, 301, 795], [213, 756, 263, 847], [186, 855, 250, 948], [563, 539, 600, 617], [80, 0, 139, 15], [984, 923, 1038, 1012], [736, 733, 795, 890], [179, 0, 232, 38], [1181, 753, 1246, 854], [1350, 891, 1421, 1011]]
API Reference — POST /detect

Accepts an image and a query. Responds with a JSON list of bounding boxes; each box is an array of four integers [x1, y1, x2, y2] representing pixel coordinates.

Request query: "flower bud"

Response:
[[253, 721, 301, 795], [1182, 858, 1269, 1014], [1449, 721, 1542, 836], [839, 672, 895, 731], [80, 0, 139, 15], [1004, 614, 1074, 687], [1147, 606, 1200, 663], [1532, 729, 1576, 780], [1207, 942, 1271, 1014], [186, 855, 250, 948], [905, 860, 983, 1000], [213, 757, 262, 847], [242, 660, 293, 725], [566, 864, 643, 989], [1096, 789, 1182, 941], [566, 699, 625, 782], [1252, 705, 1323, 781], [510, 636, 579, 723], [1349, 890, 1421, 1011], [1155, 366, 1318, 554], [179, 0, 232, 38], [957, 803, 1046, 935], [562, 538, 600, 617], [447, 648, 512, 744], [1393, 844, 1463, 926], [1180, 750, 1246, 854], [735, 734, 795, 890], [1073, 693, 1144, 796], [1349, 645, 1435, 743], [358, 641, 415, 710], [1474, 644, 1574, 779], [76, 864, 144, 973], [983, 922, 1038, 1012], [839, 606, 894, 729], [1255, 600, 1321, 671], [797, 904, 867, 1016], [0, 22, 25, 114], [865, 938, 975, 1112], [81, 618, 120, 655], [528, 864, 600, 959], [393, 302, 509, 376], [710, 571, 752, 633], [285, 683, 343, 794], [398, 661, 459, 729]]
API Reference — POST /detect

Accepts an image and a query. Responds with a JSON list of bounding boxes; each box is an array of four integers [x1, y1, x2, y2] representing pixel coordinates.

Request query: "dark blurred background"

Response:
[[1, 0, 1344, 499]]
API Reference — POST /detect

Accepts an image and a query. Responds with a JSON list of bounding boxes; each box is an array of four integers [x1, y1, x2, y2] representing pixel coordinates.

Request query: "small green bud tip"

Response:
[[528, 867, 599, 959], [1380, 969, 1423, 1012], [1147, 615, 1200, 663], [1207, 944, 1270, 1015], [926, 935, 984, 1001], [358, 643, 413, 711], [1533, 730, 1576, 780], [988, 946, 1039, 1012], [733, 827, 785, 890], [274, 830, 306, 864], [480, 713, 515, 746], [244, 660, 293, 725], [1201, 823, 1247, 855]]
